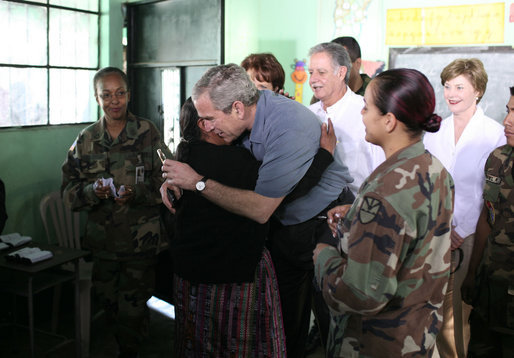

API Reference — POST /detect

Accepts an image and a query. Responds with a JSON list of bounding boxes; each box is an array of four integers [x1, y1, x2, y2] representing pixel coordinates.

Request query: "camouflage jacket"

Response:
[[61, 113, 171, 259], [355, 73, 372, 97], [482, 145, 514, 282], [314, 141, 454, 357]]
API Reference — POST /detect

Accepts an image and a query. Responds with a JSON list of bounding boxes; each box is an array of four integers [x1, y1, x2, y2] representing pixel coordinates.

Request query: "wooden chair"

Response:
[[40, 191, 93, 357]]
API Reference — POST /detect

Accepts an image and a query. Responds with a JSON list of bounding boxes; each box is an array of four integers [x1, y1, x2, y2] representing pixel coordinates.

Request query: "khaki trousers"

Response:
[[436, 235, 474, 358]]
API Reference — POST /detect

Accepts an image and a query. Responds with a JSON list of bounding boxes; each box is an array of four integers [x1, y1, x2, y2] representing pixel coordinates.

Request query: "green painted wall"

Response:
[[2, 0, 513, 241], [225, 0, 321, 102], [0, 125, 88, 241]]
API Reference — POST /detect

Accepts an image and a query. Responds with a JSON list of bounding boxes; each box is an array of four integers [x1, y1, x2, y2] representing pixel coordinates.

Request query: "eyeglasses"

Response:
[[98, 90, 128, 101]]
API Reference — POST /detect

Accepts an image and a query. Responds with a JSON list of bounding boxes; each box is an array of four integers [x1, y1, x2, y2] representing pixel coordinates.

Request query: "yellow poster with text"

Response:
[[386, 8, 423, 45], [386, 3, 504, 46], [425, 3, 504, 44]]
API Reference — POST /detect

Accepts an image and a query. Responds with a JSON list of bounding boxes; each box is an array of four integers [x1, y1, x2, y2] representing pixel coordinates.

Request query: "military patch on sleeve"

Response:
[[485, 174, 502, 184], [359, 197, 382, 224]]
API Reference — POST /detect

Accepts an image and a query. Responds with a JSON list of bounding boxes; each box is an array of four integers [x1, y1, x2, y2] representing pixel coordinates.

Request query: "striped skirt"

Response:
[[172, 248, 287, 357]]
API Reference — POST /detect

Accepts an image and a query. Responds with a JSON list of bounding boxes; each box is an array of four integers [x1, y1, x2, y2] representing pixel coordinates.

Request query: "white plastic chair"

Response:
[[40, 191, 93, 357]]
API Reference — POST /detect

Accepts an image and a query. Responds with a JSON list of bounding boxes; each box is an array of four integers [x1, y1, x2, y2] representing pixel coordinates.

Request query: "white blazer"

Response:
[[423, 107, 505, 238]]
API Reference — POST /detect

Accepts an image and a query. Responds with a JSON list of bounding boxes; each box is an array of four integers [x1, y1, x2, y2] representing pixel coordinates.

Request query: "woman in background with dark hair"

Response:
[[167, 98, 286, 357], [313, 68, 455, 357]]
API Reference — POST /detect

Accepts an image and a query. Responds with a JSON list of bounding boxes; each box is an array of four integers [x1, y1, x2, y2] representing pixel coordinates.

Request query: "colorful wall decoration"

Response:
[[291, 59, 308, 103], [334, 0, 372, 36]]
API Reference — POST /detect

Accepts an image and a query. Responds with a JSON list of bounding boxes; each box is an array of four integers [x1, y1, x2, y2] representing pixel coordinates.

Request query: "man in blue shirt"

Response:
[[161, 63, 352, 357]]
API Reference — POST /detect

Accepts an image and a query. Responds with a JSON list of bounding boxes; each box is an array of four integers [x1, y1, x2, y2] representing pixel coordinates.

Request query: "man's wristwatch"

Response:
[[195, 176, 208, 193]]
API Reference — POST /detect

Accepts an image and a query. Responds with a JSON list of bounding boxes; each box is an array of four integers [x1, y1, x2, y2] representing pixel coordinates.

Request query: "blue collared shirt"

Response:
[[242, 90, 352, 225]]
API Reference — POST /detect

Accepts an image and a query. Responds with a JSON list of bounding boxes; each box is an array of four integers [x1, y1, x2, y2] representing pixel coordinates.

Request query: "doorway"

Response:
[[125, 0, 224, 153]]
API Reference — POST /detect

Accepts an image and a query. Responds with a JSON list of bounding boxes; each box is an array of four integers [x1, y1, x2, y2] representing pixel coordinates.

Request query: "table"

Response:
[[0, 244, 88, 358]]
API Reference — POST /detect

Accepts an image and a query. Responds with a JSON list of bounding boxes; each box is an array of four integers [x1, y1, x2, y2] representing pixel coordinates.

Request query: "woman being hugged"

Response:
[[166, 98, 286, 358], [423, 58, 505, 357], [313, 68, 454, 357]]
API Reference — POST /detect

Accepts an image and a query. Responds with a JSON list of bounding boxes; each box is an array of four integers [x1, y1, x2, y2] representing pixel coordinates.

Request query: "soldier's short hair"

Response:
[[93, 67, 130, 95], [332, 36, 361, 63], [308, 42, 352, 84], [510, 86, 514, 96], [192, 64, 260, 114], [440, 58, 487, 104]]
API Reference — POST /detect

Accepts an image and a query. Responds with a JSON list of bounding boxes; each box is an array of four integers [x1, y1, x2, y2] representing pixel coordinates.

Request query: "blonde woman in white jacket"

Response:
[[424, 58, 506, 358]]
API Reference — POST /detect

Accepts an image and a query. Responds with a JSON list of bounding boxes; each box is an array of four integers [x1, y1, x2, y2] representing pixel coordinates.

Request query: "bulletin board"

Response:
[[389, 46, 514, 124], [386, 3, 505, 46]]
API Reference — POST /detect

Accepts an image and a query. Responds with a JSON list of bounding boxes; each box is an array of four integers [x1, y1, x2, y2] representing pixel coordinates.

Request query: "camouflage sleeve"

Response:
[[483, 148, 502, 204], [315, 192, 408, 316], [131, 121, 171, 206], [61, 136, 101, 211]]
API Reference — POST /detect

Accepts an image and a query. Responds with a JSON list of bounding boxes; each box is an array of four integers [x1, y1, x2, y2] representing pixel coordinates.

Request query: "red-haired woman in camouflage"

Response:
[[313, 68, 455, 357]]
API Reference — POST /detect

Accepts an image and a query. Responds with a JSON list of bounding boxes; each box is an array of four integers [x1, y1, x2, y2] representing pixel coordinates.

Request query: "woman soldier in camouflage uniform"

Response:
[[313, 68, 455, 357], [61, 67, 171, 358]]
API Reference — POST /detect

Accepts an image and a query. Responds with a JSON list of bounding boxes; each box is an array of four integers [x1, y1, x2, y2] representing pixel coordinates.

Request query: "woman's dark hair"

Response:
[[241, 53, 285, 92], [372, 68, 442, 136], [93, 67, 130, 95], [176, 97, 202, 162]]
